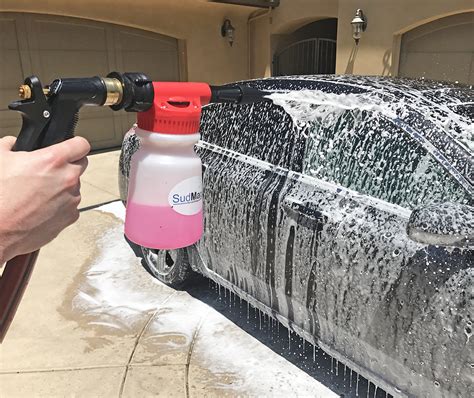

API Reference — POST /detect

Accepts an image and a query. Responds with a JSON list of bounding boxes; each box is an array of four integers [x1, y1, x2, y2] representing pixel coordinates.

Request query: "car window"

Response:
[[302, 108, 472, 209], [200, 102, 298, 169]]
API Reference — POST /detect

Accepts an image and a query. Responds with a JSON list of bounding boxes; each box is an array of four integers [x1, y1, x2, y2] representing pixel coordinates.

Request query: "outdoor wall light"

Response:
[[351, 9, 367, 45], [221, 19, 236, 46]]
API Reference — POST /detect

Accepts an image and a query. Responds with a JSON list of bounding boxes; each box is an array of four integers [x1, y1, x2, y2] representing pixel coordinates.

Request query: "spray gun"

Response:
[[0, 72, 268, 342], [8, 72, 263, 149]]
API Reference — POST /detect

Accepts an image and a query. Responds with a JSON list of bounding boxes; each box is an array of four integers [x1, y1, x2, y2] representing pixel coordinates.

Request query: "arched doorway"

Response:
[[0, 13, 181, 149], [399, 12, 473, 84], [272, 18, 337, 76]]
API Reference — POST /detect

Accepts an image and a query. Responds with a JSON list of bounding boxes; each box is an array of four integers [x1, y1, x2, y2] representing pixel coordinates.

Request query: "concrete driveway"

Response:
[[0, 151, 338, 397]]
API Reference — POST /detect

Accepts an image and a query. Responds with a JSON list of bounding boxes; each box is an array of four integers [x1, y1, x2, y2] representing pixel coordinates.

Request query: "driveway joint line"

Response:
[[184, 309, 210, 398], [79, 199, 120, 212], [0, 363, 180, 375], [117, 291, 179, 398], [0, 364, 125, 374]]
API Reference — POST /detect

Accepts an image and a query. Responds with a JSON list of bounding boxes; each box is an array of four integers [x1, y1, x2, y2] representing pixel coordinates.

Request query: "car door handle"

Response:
[[282, 197, 327, 228]]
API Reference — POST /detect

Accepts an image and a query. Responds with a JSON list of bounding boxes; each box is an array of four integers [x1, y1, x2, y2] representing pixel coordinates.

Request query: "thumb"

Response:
[[0, 136, 17, 151]]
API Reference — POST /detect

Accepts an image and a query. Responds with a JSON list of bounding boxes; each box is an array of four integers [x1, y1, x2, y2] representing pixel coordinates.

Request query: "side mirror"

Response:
[[407, 202, 473, 248]]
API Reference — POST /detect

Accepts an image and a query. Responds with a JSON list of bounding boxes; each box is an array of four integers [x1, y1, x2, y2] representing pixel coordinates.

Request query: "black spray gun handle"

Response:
[[8, 72, 155, 152]]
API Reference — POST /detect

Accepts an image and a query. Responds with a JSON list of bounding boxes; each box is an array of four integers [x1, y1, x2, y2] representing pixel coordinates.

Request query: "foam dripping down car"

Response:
[[119, 75, 473, 398]]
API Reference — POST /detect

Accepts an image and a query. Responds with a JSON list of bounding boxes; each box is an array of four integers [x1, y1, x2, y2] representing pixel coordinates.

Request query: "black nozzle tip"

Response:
[[210, 84, 270, 105], [237, 85, 271, 105]]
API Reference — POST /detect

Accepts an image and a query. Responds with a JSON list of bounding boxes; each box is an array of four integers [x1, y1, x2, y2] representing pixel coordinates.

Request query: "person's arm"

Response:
[[0, 135, 90, 264]]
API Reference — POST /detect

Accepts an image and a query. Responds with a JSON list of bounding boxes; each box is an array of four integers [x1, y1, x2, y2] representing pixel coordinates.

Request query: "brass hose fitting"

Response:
[[101, 77, 123, 106], [19, 85, 50, 99], [18, 85, 32, 100]]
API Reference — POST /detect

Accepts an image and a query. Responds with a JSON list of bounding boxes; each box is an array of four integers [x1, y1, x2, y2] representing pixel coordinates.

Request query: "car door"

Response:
[[195, 98, 303, 311], [275, 106, 473, 396]]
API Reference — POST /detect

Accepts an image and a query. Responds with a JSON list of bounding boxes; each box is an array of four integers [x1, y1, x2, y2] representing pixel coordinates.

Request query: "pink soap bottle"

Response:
[[124, 82, 212, 250]]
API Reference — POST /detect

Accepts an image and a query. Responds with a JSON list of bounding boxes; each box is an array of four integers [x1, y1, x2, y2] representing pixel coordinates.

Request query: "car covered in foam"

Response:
[[119, 75, 473, 397]]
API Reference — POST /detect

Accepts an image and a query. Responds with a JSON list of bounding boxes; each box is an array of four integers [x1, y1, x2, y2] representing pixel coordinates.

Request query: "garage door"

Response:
[[0, 13, 180, 150], [399, 12, 474, 85]]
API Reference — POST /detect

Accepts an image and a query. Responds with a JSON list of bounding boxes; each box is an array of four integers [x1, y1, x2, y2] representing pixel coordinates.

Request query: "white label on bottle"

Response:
[[168, 176, 203, 216]]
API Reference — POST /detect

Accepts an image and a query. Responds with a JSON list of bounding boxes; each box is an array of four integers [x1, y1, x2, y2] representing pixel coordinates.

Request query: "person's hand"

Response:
[[0, 136, 90, 264]]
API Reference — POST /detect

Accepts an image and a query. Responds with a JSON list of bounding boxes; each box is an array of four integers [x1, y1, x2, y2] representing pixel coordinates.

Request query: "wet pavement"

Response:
[[0, 202, 339, 397]]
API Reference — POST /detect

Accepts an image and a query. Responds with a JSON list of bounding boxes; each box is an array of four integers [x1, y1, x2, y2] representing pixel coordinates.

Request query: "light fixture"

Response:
[[221, 19, 235, 47], [351, 9, 367, 45]]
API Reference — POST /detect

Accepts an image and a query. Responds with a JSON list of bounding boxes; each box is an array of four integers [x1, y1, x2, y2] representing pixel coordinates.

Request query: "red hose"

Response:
[[0, 251, 39, 342]]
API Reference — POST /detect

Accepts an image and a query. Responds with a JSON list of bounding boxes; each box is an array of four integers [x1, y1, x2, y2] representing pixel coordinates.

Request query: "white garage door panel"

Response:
[[32, 20, 108, 50], [115, 29, 180, 131], [123, 50, 179, 81], [0, 52, 24, 103], [0, 18, 27, 136], [399, 12, 474, 84], [0, 13, 180, 150], [29, 22, 111, 76], [38, 51, 111, 78], [120, 30, 177, 51], [401, 53, 472, 84], [402, 23, 474, 53], [0, 19, 22, 105], [117, 30, 179, 81], [75, 114, 117, 144]]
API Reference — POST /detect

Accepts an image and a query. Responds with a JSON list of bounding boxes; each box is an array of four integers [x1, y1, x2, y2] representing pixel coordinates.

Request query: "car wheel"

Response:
[[140, 246, 194, 288]]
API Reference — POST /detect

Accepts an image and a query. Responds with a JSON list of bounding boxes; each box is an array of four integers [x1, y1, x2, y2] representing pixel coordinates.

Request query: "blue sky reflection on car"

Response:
[[119, 75, 473, 398]]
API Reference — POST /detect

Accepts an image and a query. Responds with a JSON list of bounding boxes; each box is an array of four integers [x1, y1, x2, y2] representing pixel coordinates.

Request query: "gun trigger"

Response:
[[8, 76, 52, 152]]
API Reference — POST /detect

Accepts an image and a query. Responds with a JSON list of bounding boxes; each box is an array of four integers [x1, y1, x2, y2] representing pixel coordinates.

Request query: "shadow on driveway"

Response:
[[186, 275, 390, 398]]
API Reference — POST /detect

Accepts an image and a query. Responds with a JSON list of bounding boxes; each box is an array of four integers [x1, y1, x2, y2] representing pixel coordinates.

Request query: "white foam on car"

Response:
[[266, 82, 473, 152], [199, 83, 473, 397], [267, 89, 400, 127]]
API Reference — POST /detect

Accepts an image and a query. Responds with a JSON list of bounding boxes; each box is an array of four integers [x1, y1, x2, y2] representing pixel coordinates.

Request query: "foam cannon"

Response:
[[0, 72, 268, 342]]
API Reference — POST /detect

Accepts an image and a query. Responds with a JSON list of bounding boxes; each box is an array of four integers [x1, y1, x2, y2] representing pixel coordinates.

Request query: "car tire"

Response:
[[140, 246, 194, 289]]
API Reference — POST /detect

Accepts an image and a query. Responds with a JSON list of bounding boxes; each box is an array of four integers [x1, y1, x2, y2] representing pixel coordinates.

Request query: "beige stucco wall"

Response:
[[2, 0, 472, 82], [335, 0, 474, 76], [0, 0, 253, 84]]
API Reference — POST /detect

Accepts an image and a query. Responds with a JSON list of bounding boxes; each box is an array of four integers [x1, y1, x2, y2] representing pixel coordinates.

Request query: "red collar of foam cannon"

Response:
[[137, 82, 212, 135]]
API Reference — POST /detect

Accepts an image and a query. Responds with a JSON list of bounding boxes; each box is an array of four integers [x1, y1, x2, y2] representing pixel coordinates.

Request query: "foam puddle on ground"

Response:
[[70, 202, 337, 397], [71, 201, 170, 333], [189, 309, 338, 397]]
